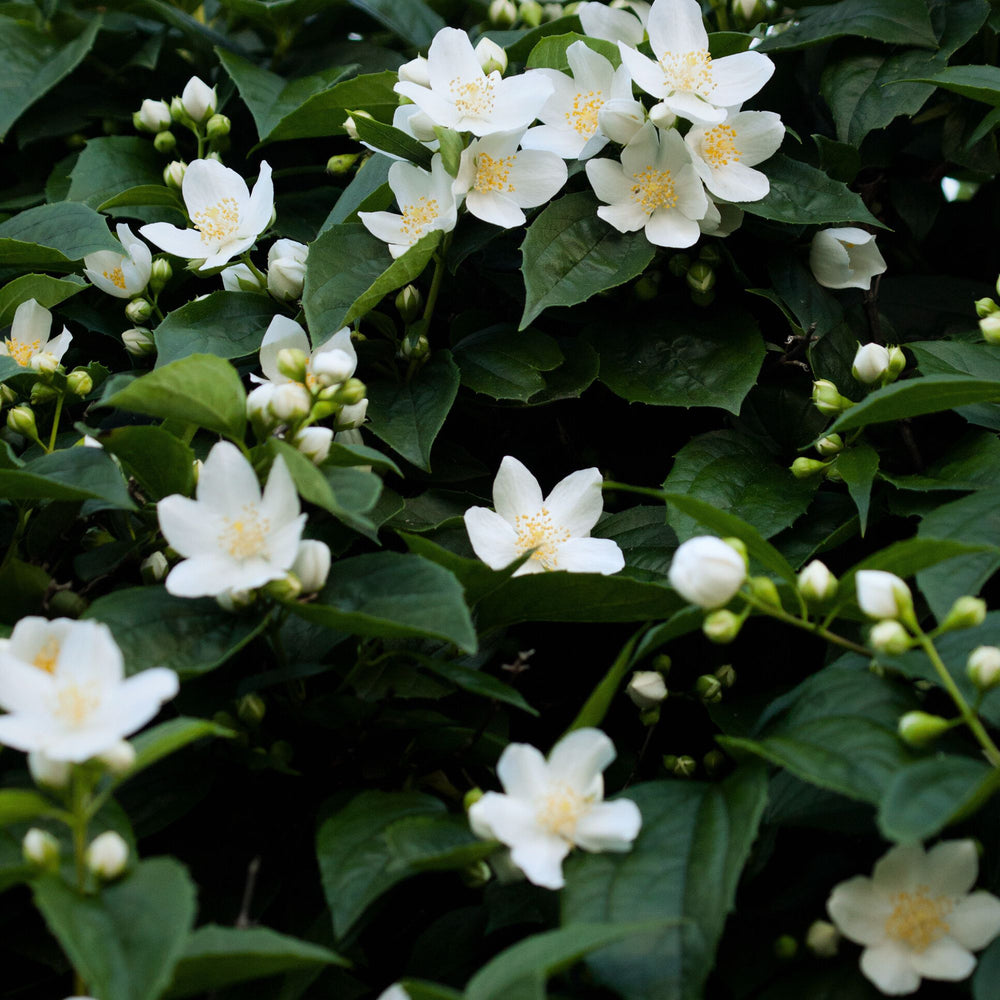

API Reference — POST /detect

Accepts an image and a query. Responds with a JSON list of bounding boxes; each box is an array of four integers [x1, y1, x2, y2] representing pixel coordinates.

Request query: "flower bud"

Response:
[[812, 379, 853, 415], [543, 2, 563, 19], [702, 749, 726, 776], [798, 560, 838, 604], [475, 37, 508, 75], [668, 535, 747, 609], [399, 334, 430, 360], [246, 383, 278, 436], [23, 828, 60, 872], [686, 261, 716, 294], [672, 754, 697, 777], [30, 351, 60, 376], [816, 434, 844, 457], [980, 313, 1000, 344], [181, 75, 216, 123], [163, 160, 186, 188], [136, 98, 172, 132], [733, 0, 763, 24], [520, 0, 543, 26], [291, 539, 332, 592], [28, 750, 71, 789], [66, 369, 93, 397], [715, 663, 736, 688], [293, 425, 333, 464], [97, 739, 136, 776], [206, 113, 231, 140], [149, 258, 173, 294], [668, 253, 691, 277], [342, 109, 374, 140], [855, 570, 914, 623], [326, 152, 360, 175], [869, 619, 911, 655], [153, 130, 176, 154], [335, 397, 368, 429], [125, 298, 153, 324], [805, 920, 840, 958], [695, 674, 723, 703], [464, 786, 484, 811], [886, 345, 906, 380], [851, 342, 890, 385], [31, 382, 59, 405], [86, 831, 129, 880], [968, 646, 1000, 691], [221, 262, 264, 293], [774, 935, 798, 960], [703, 609, 742, 644], [334, 377, 367, 407], [598, 98, 646, 145], [939, 595, 987, 632], [489, 0, 518, 26], [264, 572, 303, 602], [648, 103, 678, 130], [140, 551, 169, 583], [269, 382, 312, 422], [122, 327, 155, 356], [0, 384, 16, 405], [395, 284, 423, 323], [975, 298, 999, 318], [749, 575, 781, 608], [897, 710, 951, 748], [626, 670, 667, 708], [398, 56, 431, 87], [237, 692, 267, 727], [216, 588, 255, 612], [276, 348, 310, 383], [267, 243, 307, 301], [7, 404, 38, 439], [791, 457, 830, 479]]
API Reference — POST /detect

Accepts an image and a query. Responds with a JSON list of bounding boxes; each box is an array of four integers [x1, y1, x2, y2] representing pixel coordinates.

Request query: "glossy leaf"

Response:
[[346, 0, 445, 47], [100, 425, 195, 501], [0, 448, 133, 509], [453, 325, 563, 402], [154, 291, 276, 366], [0, 273, 87, 327], [835, 443, 879, 535], [0, 202, 119, 267], [756, 0, 936, 51]]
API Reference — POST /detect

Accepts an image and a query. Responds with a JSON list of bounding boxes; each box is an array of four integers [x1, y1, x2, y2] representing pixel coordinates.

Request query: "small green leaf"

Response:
[[154, 292, 276, 366], [353, 114, 433, 168], [100, 426, 195, 501], [0, 202, 120, 268], [0, 273, 87, 327], [0, 789, 61, 826], [0, 448, 134, 509], [835, 443, 880, 534], [525, 32, 620, 71]]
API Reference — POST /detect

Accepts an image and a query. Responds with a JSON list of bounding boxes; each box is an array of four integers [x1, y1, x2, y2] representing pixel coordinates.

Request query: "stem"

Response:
[[69, 770, 91, 995], [47, 392, 65, 453], [913, 628, 1000, 768], [240, 252, 268, 288], [745, 592, 871, 656], [421, 232, 453, 331]]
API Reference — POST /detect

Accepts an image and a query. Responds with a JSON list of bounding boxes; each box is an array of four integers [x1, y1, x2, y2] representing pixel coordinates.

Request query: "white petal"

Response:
[[618, 43, 667, 99], [0, 713, 52, 753], [200, 235, 256, 270], [924, 840, 979, 897], [92, 667, 179, 738], [546, 727, 615, 792], [139, 222, 210, 260], [506, 151, 567, 209], [710, 51, 775, 108], [597, 202, 650, 233], [83, 259, 131, 299], [700, 161, 769, 203], [393, 81, 459, 130], [662, 91, 726, 124], [464, 506, 520, 569], [873, 844, 925, 895], [11, 298, 51, 345], [265, 515, 307, 571], [827, 875, 892, 946], [45, 328, 73, 362], [259, 315, 310, 383], [158, 495, 225, 558], [573, 798, 642, 852], [359, 210, 408, 247], [182, 158, 250, 220], [43, 725, 127, 764], [860, 942, 922, 995], [259, 455, 302, 528], [644, 208, 701, 248], [949, 891, 1000, 951], [465, 191, 525, 228], [243, 161, 274, 238], [909, 937, 976, 981], [488, 73, 555, 133], [579, 2, 645, 45], [509, 832, 571, 889], [586, 157, 633, 206], [647, 0, 708, 57], [493, 456, 543, 525], [313, 327, 357, 376], [197, 441, 263, 514], [0, 656, 53, 714], [544, 467, 603, 535], [496, 742, 550, 799], [54, 620, 124, 688], [553, 537, 625, 575], [427, 27, 484, 96], [165, 554, 247, 598]]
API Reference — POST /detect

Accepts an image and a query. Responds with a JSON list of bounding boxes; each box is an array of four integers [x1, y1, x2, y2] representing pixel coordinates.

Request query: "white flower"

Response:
[[684, 110, 784, 202], [86, 830, 129, 880], [586, 121, 708, 247], [137, 98, 171, 132], [291, 539, 331, 592], [0, 299, 72, 369], [82, 223, 153, 299], [577, 1, 650, 44], [454, 130, 568, 228], [827, 840, 1000, 995], [626, 670, 667, 708], [855, 570, 912, 621], [853, 342, 891, 384], [255, 315, 357, 391], [521, 41, 635, 160], [221, 262, 264, 292], [359, 154, 458, 259], [181, 75, 216, 123], [394, 27, 553, 136], [463, 456, 625, 576], [468, 727, 642, 889], [617, 0, 774, 124], [141, 158, 274, 270], [668, 535, 746, 608], [293, 426, 333, 465], [266, 238, 309, 301], [0, 617, 178, 763], [157, 441, 307, 598], [810, 227, 887, 290]]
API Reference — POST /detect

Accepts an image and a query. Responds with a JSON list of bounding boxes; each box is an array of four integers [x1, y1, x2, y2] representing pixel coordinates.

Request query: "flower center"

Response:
[[450, 75, 497, 117], [5, 337, 40, 367], [474, 153, 515, 194], [660, 49, 714, 96], [565, 90, 603, 138], [701, 123, 741, 168], [513, 506, 570, 569], [631, 166, 677, 213], [400, 197, 441, 241], [192, 197, 241, 244], [219, 507, 270, 560], [53, 683, 100, 727], [32, 638, 61, 674], [103, 265, 127, 290], [537, 785, 587, 839], [884, 887, 953, 952]]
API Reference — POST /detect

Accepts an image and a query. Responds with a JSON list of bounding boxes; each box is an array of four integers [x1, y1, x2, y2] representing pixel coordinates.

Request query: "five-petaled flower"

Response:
[[827, 840, 1000, 995], [157, 440, 306, 598], [82, 223, 153, 299], [0, 299, 72, 370], [468, 728, 642, 889], [463, 456, 624, 576]]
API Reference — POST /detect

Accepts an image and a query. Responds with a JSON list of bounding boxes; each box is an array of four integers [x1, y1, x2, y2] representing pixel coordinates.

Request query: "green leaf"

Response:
[[0, 789, 61, 826], [99, 185, 186, 212], [164, 924, 347, 997], [0, 202, 119, 268], [33, 857, 197, 1000], [352, 114, 433, 168], [101, 354, 247, 441], [82, 586, 268, 677], [835, 443, 879, 534], [66, 136, 166, 211], [154, 291, 276, 366], [525, 32, 620, 71], [899, 64, 1000, 106], [736, 155, 884, 227], [100, 426, 195, 501], [561, 768, 768, 1000], [589, 305, 765, 414], [520, 192, 655, 328], [877, 756, 1000, 843], [881, 430, 1000, 491], [908, 339, 1000, 427], [453, 325, 564, 401], [0, 448, 133, 508], [0, 556, 50, 624], [720, 659, 918, 803], [0, 273, 87, 327], [288, 551, 476, 652], [317, 790, 490, 938], [975, 938, 1000, 1000], [0, 14, 102, 140], [346, 0, 445, 47], [418, 657, 538, 715], [756, 0, 936, 52], [303, 223, 440, 340], [366, 350, 460, 471], [127, 717, 234, 782], [321, 153, 393, 231], [663, 431, 815, 543]]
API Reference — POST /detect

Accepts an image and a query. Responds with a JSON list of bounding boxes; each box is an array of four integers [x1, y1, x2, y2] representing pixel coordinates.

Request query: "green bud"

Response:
[[698, 242, 722, 266], [939, 595, 987, 632], [395, 284, 423, 323], [169, 95, 187, 122], [432, 125, 465, 178], [968, 646, 1000, 691], [264, 573, 302, 602], [149, 258, 173, 293], [812, 379, 853, 415], [886, 345, 906, 381], [66, 369, 93, 397], [667, 253, 691, 277], [773, 935, 798, 960], [519, 0, 544, 27], [703, 609, 742, 644], [163, 160, 186, 188], [791, 456, 828, 479], [980, 313, 1000, 344], [7, 404, 37, 439], [672, 755, 697, 778], [652, 653, 672, 675], [30, 382, 59, 405], [686, 261, 716, 294], [689, 288, 715, 307], [898, 710, 951, 748], [276, 347, 309, 383], [326, 152, 360, 175], [714, 663, 736, 688], [126, 298, 153, 324], [335, 377, 367, 406], [488, 0, 518, 26], [206, 113, 231, 140], [122, 327, 155, 357], [400, 334, 430, 360], [749, 575, 781, 608], [236, 692, 267, 728], [461, 860, 493, 888], [976, 298, 999, 318], [695, 674, 723, 703], [0, 384, 16, 405], [869, 619, 911, 656], [153, 130, 176, 154], [463, 787, 484, 811], [815, 434, 844, 457], [48, 589, 88, 618], [633, 273, 660, 301], [542, 2, 563, 20], [702, 749, 726, 776], [805, 920, 840, 958], [661, 754, 678, 770]]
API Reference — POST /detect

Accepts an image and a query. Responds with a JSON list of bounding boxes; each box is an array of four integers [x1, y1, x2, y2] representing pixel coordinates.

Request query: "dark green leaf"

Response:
[[525, 32, 620, 71], [127, 717, 234, 782], [100, 426, 195, 501], [835, 443, 879, 534], [0, 202, 119, 267], [99, 185, 185, 212], [453, 325, 563, 401], [419, 658, 538, 715], [352, 114, 433, 168], [320, 153, 393, 232], [154, 291, 276, 366], [67, 137, 165, 211], [0, 273, 87, 327], [0, 789, 61, 826], [0, 448, 133, 508], [899, 64, 1000, 106], [975, 938, 1000, 1000], [345, 0, 445, 47]]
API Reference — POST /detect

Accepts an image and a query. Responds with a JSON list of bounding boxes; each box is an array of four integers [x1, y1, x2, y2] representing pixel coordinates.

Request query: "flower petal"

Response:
[[11, 298, 51, 345], [644, 208, 701, 248], [544, 466, 603, 535], [924, 839, 978, 897], [182, 158, 250, 220], [709, 51, 775, 109], [573, 798, 642, 852], [259, 315, 310, 383], [553, 537, 625, 575], [546, 727, 615, 793], [827, 875, 892, 946], [92, 667, 179, 739], [908, 937, 976, 982], [165, 554, 249, 598], [139, 222, 211, 260], [949, 891, 1000, 951], [158, 495, 225, 559], [509, 832, 571, 889], [0, 657, 53, 714], [493, 456, 543, 525], [873, 844, 925, 895], [464, 506, 520, 569], [259, 454, 302, 528], [53, 619, 124, 688], [243, 160, 274, 238], [647, 0, 708, 57], [197, 441, 263, 514], [859, 942, 922, 996], [496, 742, 550, 799]]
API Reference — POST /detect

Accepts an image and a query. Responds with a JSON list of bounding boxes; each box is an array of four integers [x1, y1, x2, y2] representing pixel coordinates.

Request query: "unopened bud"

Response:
[[216, 588, 255, 612], [703, 609, 742, 644], [276, 347, 309, 383], [702, 749, 726, 776], [7, 404, 37, 439], [652, 653, 672, 675], [798, 560, 838, 604], [163, 160, 186, 188], [812, 379, 853, 415], [311, 348, 355, 386], [264, 572, 303, 602], [939, 595, 987, 632], [291, 539, 331, 593], [28, 751, 70, 789], [0, 384, 16, 405], [181, 75, 217, 123], [774, 935, 798, 960], [335, 377, 367, 406], [140, 551, 169, 583], [269, 382, 312, 422], [791, 456, 830, 479], [975, 298, 999, 318], [97, 739, 136, 776], [67, 369, 93, 397], [672, 754, 697, 778], [30, 351, 59, 376], [886, 345, 906, 380], [293, 426, 333, 465], [335, 397, 368, 429], [520, 0, 543, 26], [136, 98, 172, 132], [626, 670, 667, 708], [749, 576, 781, 608], [125, 298, 153, 324], [326, 152, 360, 175], [722, 537, 748, 567], [542, 2, 563, 19], [869, 619, 911, 655], [633, 274, 660, 301], [475, 37, 508, 75], [400, 334, 430, 360], [169, 94, 186, 122], [30, 382, 58, 405], [153, 130, 177, 154], [149, 258, 173, 293], [667, 253, 691, 277], [968, 646, 1000, 691], [342, 109, 373, 140], [714, 663, 736, 688], [122, 327, 155, 356], [237, 692, 267, 727], [816, 434, 844, 457], [806, 920, 840, 958], [461, 860, 492, 888], [980, 313, 1000, 344], [395, 284, 423, 323], [87, 831, 129, 880], [206, 113, 231, 140], [23, 828, 60, 872], [852, 342, 890, 385], [489, 0, 518, 26], [695, 674, 722, 703], [856, 570, 914, 624], [686, 261, 716, 294], [464, 786, 484, 811], [898, 710, 951, 748]]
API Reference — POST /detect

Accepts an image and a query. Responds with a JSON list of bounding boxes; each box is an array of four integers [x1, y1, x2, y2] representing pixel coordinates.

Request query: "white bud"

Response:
[[180, 75, 217, 123], [398, 56, 431, 87], [668, 536, 747, 609], [267, 257, 307, 302], [809, 227, 887, 290], [648, 103, 677, 130], [28, 750, 71, 789], [805, 919, 840, 958], [122, 327, 155, 356], [97, 739, 136, 776], [30, 351, 59, 375], [23, 828, 60, 871], [597, 98, 646, 145], [968, 646, 1000, 691], [980, 313, 1000, 345], [86, 830, 129, 880], [294, 425, 333, 464], [335, 397, 368, 430], [626, 670, 667, 708], [247, 383, 278, 423], [267, 238, 308, 270], [140, 551, 169, 582], [291, 539, 331, 592], [163, 160, 187, 188], [343, 115, 359, 140], [311, 348, 355, 386], [269, 382, 312, 422], [851, 342, 891, 384], [221, 262, 264, 292], [855, 570, 913, 621], [798, 560, 838, 604], [488, 0, 518, 26], [869, 619, 911, 655], [475, 37, 508, 75], [216, 588, 255, 612], [137, 98, 172, 132]]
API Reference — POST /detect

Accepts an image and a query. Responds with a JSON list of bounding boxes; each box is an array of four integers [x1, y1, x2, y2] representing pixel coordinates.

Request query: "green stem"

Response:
[[745, 592, 871, 656], [240, 252, 268, 288], [47, 392, 64, 453], [421, 232, 452, 331], [913, 628, 1000, 768], [69, 772, 90, 994]]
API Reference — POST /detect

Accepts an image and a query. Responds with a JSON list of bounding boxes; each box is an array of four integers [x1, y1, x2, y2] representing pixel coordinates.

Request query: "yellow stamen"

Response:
[[400, 197, 440, 241], [450, 76, 497, 117], [103, 266, 127, 290], [884, 887, 953, 952], [53, 684, 99, 726], [702, 123, 741, 169], [192, 197, 240, 243], [32, 638, 61, 674], [474, 153, 515, 194], [631, 166, 677, 213], [219, 506, 270, 560], [660, 49, 714, 95], [565, 90, 603, 138], [537, 785, 587, 839], [513, 506, 570, 570], [4, 337, 40, 367]]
